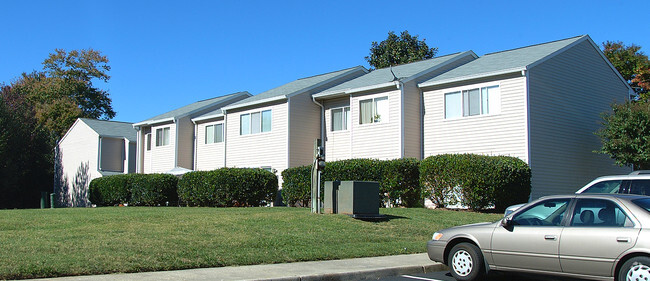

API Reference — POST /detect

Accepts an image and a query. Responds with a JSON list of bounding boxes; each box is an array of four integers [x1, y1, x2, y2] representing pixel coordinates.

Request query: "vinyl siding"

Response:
[[225, 101, 288, 177], [422, 75, 528, 161], [402, 81, 421, 159], [350, 88, 402, 160], [324, 97, 352, 161], [289, 92, 321, 167], [176, 116, 194, 170], [195, 119, 226, 170], [99, 137, 125, 172], [147, 123, 176, 173], [57, 121, 101, 206], [527, 40, 630, 198]]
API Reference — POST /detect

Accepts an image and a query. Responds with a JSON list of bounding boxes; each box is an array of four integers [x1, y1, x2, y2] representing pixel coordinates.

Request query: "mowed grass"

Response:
[[0, 207, 501, 279]]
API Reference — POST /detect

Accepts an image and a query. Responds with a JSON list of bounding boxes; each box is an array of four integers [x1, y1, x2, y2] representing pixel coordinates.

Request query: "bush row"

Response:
[[89, 173, 178, 206], [89, 168, 277, 207], [178, 168, 277, 207], [281, 158, 421, 208], [420, 154, 531, 211], [282, 154, 531, 211]]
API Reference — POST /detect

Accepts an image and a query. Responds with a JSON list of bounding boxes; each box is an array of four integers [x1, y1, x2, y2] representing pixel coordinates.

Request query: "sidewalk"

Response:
[[29, 253, 446, 281]]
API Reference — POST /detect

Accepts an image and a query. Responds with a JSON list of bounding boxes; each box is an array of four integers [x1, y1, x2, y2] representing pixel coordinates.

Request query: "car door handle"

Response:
[[544, 235, 557, 240], [617, 237, 631, 243]]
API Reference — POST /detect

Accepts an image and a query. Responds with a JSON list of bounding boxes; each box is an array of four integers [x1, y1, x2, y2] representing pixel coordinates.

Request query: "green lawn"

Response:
[[0, 207, 501, 279]]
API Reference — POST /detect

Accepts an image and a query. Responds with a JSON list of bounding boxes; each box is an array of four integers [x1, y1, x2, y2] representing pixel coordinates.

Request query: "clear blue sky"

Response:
[[2, 0, 648, 123]]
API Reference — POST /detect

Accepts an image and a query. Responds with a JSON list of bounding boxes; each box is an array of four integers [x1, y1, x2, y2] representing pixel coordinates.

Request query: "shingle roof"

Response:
[[136, 91, 251, 125], [223, 66, 367, 110], [80, 118, 137, 142], [316, 52, 477, 96], [420, 35, 587, 86]]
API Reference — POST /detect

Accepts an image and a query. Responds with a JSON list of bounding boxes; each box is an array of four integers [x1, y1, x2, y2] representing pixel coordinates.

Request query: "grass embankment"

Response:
[[0, 207, 501, 279]]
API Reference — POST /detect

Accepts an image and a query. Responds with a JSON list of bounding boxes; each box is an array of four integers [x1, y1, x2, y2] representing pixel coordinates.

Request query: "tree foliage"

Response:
[[596, 101, 650, 170], [365, 30, 438, 69], [602, 41, 650, 100]]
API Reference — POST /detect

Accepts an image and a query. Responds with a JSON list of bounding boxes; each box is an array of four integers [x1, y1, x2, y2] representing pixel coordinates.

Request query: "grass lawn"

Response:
[[0, 207, 501, 279]]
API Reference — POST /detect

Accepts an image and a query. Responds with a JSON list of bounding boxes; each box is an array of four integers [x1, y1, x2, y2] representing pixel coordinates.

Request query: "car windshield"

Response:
[[633, 198, 650, 213]]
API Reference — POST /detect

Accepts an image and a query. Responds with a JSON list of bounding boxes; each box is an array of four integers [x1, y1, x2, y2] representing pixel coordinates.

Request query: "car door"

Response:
[[559, 198, 639, 277], [491, 198, 571, 272]]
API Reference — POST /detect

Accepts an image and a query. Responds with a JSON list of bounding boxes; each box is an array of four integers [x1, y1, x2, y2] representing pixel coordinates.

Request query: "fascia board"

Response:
[[417, 67, 526, 88], [313, 81, 398, 99], [191, 113, 225, 124], [57, 118, 83, 146], [132, 117, 175, 128], [221, 95, 287, 111]]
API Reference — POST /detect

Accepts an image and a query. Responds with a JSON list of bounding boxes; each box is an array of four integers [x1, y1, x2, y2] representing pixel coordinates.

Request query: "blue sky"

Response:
[[2, 0, 648, 122]]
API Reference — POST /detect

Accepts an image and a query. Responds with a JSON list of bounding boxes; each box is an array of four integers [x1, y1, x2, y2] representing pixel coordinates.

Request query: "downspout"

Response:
[[134, 128, 141, 173], [192, 120, 198, 171], [397, 81, 405, 158], [173, 118, 179, 169], [311, 96, 325, 156], [97, 136, 103, 172], [419, 87, 424, 160], [523, 68, 532, 201], [223, 109, 228, 167]]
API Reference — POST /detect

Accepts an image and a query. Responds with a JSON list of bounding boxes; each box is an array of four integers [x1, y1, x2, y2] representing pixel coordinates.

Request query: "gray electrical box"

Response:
[[324, 181, 379, 216]]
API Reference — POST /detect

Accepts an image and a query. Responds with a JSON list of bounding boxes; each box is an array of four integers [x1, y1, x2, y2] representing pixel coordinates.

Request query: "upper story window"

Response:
[[145, 133, 151, 151], [240, 110, 272, 135], [331, 106, 350, 131], [445, 85, 500, 119], [205, 123, 224, 144], [155, 127, 170, 147], [359, 96, 388, 124]]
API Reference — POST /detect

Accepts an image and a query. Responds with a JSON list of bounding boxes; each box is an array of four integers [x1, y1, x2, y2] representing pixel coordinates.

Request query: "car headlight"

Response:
[[432, 232, 443, 241]]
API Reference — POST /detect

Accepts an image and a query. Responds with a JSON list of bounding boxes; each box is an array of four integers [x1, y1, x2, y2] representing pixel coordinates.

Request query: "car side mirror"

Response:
[[501, 217, 513, 228]]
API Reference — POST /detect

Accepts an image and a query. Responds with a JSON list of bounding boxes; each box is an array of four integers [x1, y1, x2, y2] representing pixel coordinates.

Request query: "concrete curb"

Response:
[[258, 263, 448, 281]]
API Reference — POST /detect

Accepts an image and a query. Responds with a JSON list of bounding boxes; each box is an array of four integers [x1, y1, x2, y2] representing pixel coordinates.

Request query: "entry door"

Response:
[[491, 198, 571, 272], [559, 198, 640, 277]]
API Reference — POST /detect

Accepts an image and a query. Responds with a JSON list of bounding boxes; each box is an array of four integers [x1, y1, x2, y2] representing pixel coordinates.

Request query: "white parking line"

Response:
[[401, 275, 443, 281]]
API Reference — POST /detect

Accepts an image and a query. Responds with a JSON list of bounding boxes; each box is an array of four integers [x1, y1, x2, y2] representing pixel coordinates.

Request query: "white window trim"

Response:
[[205, 123, 224, 144], [155, 127, 170, 147], [443, 83, 501, 120], [330, 106, 351, 132], [239, 109, 272, 136], [358, 96, 389, 125]]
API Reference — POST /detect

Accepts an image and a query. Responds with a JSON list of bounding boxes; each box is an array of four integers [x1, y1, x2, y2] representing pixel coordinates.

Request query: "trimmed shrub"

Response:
[[89, 174, 130, 206], [88, 173, 178, 206], [178, 168, 278, 207], [129, 174, 178, 206], [420, 154, 531, 211], [281, 158, 422, 207]]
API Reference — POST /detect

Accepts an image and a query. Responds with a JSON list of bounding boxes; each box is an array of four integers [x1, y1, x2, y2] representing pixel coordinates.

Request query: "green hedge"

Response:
[[89, 174, 178, 206], [178, 168, 278, 207], [281, 158, 421, 207], [420, 154, 531, 211]]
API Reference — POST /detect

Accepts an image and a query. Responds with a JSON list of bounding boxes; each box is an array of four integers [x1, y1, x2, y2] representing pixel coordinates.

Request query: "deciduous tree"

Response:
[[596, 101, 650, 170], [602, 41, 650, 100], [365, 30, 438, 69]]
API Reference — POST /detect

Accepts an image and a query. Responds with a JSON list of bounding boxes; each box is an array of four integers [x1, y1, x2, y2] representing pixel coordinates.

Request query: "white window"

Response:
[[240, 110, 272, 135], [145, 133, 151, 151], [155, 127, 170, 146], [359, 96, 388, 124], [331, 106, 350, 131], [205, 124, 224, 144], [444, 85, 500, 119]]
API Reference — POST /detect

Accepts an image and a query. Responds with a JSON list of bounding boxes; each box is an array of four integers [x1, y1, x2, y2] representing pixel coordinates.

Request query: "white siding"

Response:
[[57, 121, 101, 207], [422, 76, 529, 161], [146, 123, 176, 173], [225, 101, 288, 177], [350, 88, 402, 160], [289, 93, 321, 167], [527, 40, 631, 198], [324, 97, 352, 161], [195, 119, 226, 171]]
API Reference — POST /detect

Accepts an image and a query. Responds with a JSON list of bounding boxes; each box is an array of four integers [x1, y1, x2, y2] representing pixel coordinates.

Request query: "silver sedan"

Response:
[[427, 194, 650, 281]]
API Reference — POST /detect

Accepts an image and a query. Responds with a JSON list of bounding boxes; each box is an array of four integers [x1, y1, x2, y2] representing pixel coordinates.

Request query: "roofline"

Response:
[[98, 135, 137, 142], [134, 92, 251, 127], [57, 118, 84, 147], [582, 35, 634, 93], [314, 52, 478, 98], [222, 66, 368, 110], [417, 67, 527, 88], [191, 112, 225, 123]]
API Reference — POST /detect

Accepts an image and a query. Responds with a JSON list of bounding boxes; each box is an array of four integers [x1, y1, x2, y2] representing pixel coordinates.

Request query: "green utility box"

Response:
[[324, 181, 379, 215]]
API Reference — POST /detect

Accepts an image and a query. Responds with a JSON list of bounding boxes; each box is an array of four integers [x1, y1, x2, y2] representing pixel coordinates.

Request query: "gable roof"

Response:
[[418, 35, 589, 87], [134, 91, 251, 127], [313, 51, 478, 98], [80, 118, 137, 141], [221, 66, 368, 111]]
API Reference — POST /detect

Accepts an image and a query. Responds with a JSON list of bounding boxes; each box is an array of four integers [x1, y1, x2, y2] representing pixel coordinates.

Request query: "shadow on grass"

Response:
[[351, 214, 409, 222]]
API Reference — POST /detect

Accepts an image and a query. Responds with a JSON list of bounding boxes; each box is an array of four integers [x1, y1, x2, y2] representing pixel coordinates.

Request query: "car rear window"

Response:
[[633, 198, 650, 212], [581, 180, 623, 193]]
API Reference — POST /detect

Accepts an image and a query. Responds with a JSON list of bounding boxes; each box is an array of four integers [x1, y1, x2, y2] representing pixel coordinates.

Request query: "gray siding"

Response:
[[528, 40, 630, 198], [402, 81, 421, 159], [289, 92, 321, 167], [176, 116, 194, 169]]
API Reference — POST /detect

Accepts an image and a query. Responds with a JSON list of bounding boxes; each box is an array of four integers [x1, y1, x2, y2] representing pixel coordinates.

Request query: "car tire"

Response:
[[448, 242, 485, 281], [618, 256, 650, 281]]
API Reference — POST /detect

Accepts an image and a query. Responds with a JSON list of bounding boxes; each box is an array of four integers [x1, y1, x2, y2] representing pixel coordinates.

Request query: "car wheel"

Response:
[[448, 242, 485, 281], [619, 256, 650, 281]]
